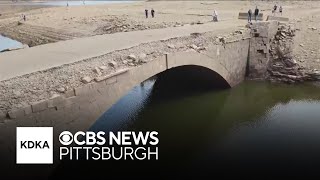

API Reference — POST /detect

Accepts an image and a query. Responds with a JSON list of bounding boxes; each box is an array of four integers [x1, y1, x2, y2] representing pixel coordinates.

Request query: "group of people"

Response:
[[272, 4, 283, 16], [247, 4, 283, 23], [145, 9, 155, 18], [247, 6, 260, 23]]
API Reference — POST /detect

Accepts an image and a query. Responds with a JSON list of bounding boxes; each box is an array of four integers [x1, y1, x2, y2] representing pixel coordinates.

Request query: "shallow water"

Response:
[[0, 35, 23, 52]]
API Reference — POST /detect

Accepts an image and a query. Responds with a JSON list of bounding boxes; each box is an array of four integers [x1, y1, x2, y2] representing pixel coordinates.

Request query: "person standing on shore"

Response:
[[254, 6, 259, 21], [248, 9, 252, 23], [145, 9, 148, 18], [273, 4, 277, 15], [212, 9, 218, 22], [151, 8, 155, 18]]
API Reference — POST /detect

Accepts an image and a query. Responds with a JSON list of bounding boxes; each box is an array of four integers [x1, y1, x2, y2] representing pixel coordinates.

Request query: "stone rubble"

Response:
[[267, 24, 320, 83], [81, 76, 92, 84]]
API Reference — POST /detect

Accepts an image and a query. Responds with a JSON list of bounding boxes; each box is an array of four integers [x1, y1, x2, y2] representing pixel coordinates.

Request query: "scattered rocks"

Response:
[[81, 76, 92, 84]]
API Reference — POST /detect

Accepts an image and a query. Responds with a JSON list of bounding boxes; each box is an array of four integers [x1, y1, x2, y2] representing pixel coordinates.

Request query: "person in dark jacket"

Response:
[[151, 8, 155, 18], [248, 9, 252, 22], [254, 6, 259, 21], [145, 9, 148, 18]]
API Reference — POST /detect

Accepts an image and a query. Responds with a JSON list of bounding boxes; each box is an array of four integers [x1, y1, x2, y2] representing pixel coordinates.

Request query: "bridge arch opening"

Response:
[[150, 65, 231, 100]]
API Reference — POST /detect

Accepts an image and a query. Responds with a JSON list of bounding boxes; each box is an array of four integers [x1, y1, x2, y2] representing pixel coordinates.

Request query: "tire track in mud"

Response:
[[0, 22, 85, 46]]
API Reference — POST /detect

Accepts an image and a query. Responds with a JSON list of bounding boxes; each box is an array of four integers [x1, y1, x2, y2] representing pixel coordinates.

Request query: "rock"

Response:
[[12, 90, 22, 98], [219, 37, 226, 44], [197, 47, 206, 51], [196, 21, 203, 24], [235, 30, 243, 34], [190, 44, 198, 49], [299, 44, 304, 47], [191, 32, 201, 36], [108, 60, 117, 67], [308, 27, 317, 30], [56, 87, 66, 93], [93, 67, 102, 75], [122, 60, 128, 64], [128, 63, 135, 66], [167, 44, 175, 49], [50, 94, 60, 99], [127, 54, 137, 61], [139, 53, 147, 60], [81, 76, 92, 84], [280, 32, 286, 37], [99, 66, 108, 71]]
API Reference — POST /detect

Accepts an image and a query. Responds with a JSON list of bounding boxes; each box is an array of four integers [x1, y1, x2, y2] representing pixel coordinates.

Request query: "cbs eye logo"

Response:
[[59, 131, 73, 146]]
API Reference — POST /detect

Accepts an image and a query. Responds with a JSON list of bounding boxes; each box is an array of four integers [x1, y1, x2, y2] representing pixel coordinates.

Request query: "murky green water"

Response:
[[88, 79, 320, 176], [47, 79, 320, 178]]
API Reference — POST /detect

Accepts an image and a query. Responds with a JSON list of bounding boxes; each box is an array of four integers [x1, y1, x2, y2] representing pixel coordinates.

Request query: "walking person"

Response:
[[248, 9, 252, 23], [279, 6, 283, 16], [254, 6, 259, 21], [145, 9, 148, 18], [151, 8, 155, 18]]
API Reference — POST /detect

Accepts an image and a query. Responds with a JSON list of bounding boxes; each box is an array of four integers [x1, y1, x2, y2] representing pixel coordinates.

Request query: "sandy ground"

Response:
[[0, 1, 319, 45]]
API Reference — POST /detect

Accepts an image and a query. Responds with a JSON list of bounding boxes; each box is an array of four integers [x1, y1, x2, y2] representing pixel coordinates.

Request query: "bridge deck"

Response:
[[0, 20, 244, 81]]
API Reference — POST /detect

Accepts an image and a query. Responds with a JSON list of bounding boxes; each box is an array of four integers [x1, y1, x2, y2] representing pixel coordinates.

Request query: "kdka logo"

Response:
[[16, 127, 53, 164]]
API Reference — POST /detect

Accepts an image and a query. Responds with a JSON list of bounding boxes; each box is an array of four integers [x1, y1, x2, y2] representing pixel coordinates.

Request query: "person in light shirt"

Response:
[[212, 10, 218, 22]]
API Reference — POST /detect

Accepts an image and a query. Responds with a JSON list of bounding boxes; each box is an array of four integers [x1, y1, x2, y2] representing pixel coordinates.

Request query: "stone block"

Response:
[[0, 111, 7, 122], [31, 100, 48, 113], [23, 105, 32, 115], [64, 89, 75, 98], [8, 108, 24, 119], [74, 84, 92, 96], [238, 12, 263, 21], [94, 68, 128, 82], [266, 16, 289, 22], [105, 76, 117, 85], [48, 95, 63, 108]]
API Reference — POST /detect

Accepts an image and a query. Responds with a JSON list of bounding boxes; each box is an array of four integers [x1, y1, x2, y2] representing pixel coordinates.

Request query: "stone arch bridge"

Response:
[[0, 21, 278, 154]]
